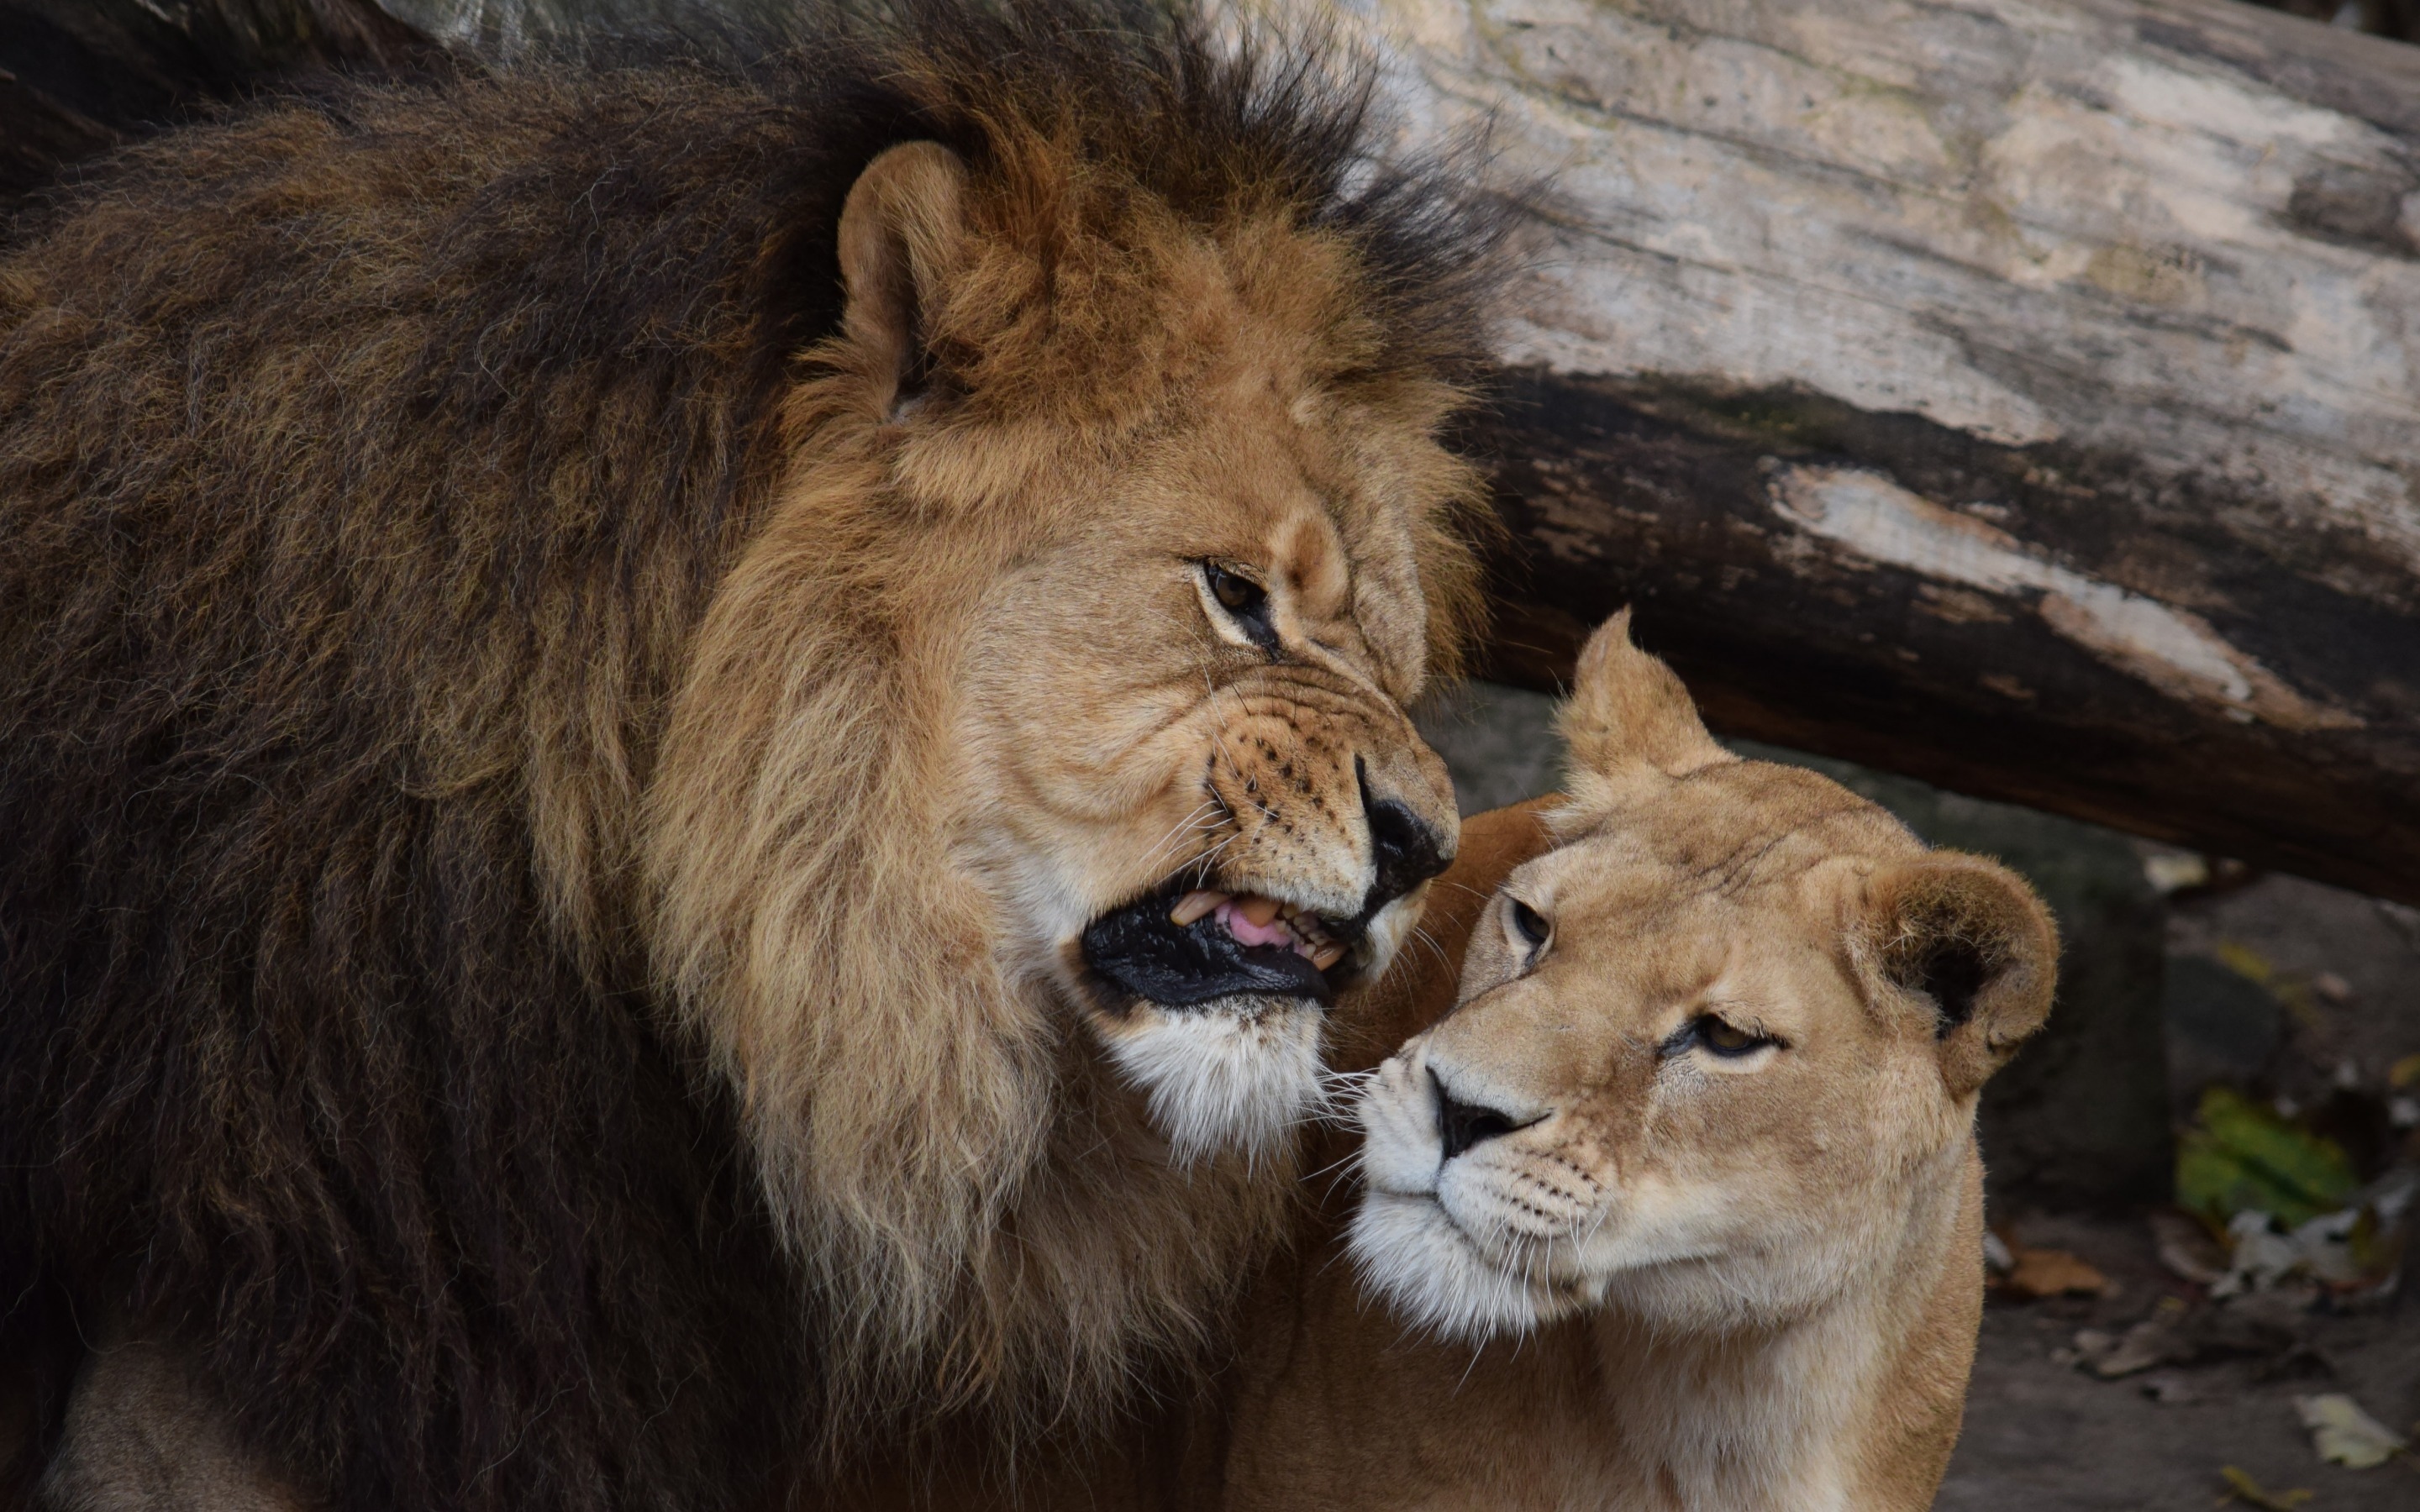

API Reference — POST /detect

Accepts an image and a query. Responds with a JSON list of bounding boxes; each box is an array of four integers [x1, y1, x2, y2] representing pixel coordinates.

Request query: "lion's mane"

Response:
[[0, 3, 1507, 1508]]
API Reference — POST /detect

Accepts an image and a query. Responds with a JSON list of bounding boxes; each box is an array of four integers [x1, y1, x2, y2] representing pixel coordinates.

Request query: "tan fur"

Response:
[[644, 111, 1474, 1437], [1208, 615, 2057, 1511]]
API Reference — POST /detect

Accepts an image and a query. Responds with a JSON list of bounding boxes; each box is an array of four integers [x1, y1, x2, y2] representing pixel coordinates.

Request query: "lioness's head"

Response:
[[644, 10, 1508, 1426], [1352, 614, 2057, 1340]]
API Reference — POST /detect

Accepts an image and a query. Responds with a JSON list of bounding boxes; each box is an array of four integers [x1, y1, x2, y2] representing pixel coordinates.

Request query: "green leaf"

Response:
[[2175, 1086, 2359, 1229]]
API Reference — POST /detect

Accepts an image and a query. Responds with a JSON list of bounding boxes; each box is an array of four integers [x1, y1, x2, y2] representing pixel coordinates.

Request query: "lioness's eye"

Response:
[[1200, 562, 1277, 648], [1508, 898, 1549, 950]]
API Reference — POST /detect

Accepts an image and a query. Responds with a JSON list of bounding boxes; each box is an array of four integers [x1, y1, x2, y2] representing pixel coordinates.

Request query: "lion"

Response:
[[1203, 613, 2059, 1512], [0, 4, 1512, 1508]]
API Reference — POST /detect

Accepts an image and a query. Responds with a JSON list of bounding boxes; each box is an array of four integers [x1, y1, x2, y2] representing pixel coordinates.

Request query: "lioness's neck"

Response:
[[1582, 1141, 1981, 1512]]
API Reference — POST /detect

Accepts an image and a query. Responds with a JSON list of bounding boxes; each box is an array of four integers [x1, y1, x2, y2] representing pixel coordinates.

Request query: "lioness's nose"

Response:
[[1357, 756, 1450, 918], [1433, 1068, 1526, 1163]]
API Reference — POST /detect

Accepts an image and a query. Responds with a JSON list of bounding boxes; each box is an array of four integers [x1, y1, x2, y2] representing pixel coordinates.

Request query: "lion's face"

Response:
[[649, 129, 1493, 1423], [951, 386, 1461, 1158], [809, 139, 1469, 1161], [1351, 617, 2056, 1341]]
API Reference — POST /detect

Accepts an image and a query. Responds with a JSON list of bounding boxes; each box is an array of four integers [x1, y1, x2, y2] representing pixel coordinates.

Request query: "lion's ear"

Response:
[[1556, 609, 1732, 782], [837, 140, 971, 420], [1854, 853, 2059, 1099]]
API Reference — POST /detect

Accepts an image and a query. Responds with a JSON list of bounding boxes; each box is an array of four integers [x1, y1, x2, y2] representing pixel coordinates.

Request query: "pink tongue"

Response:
[[1216, 899, 1298, 951]]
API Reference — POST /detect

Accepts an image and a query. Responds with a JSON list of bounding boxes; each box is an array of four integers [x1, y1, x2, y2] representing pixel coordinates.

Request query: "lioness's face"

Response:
[[1350, 618, 2054, 1339], [954, 386, 1463, 1159]]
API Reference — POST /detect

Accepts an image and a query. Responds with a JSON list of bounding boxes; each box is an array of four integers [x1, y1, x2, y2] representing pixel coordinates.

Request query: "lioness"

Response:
[[1213, 614, 2058, 1511]]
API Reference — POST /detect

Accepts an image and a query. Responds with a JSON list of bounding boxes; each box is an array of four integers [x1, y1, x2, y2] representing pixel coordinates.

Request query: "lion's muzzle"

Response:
[[1080, 766, 1449, 1010], [1077, 741, 1452, 1163]]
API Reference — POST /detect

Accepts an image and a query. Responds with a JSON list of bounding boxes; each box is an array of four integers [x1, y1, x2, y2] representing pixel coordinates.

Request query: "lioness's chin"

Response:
[[1346, 1192, 1575, 1341], [1092, 997, 1325, 1163]]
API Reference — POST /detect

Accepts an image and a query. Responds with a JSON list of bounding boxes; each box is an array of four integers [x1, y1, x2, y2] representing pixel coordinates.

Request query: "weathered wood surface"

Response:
[[1323, 0, 2420, 903]]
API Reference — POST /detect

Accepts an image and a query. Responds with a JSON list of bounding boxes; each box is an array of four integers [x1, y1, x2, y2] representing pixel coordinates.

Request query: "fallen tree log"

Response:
[[1330, 0, 2420, 904], [3, 0, 2414, 901]]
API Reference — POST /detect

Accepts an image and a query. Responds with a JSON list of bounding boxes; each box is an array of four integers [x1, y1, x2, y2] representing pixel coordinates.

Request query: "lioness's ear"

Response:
[[1855, 853, 2058, 1099], [837, 140, 970, 420], [1556, 609, 1732, 781]]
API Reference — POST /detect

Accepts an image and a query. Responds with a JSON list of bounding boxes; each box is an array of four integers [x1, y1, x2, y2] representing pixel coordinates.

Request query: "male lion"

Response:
[[0, 4, 1508, 1508], [1208, 615, 2059, 1511]]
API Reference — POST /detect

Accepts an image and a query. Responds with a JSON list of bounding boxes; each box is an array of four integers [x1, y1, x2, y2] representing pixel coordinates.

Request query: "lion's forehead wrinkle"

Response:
[[1131, 412, 1436, 699], [1332, 512, 1432, 698], [1230, 412, 1441, 675], [1223, 684, 1383, 734], [1270, 504, 1351, 604]]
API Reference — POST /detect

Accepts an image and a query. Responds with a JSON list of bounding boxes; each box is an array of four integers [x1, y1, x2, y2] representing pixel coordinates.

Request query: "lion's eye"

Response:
[[1508, 898, 1549, 950], [1694, 1017, 1774, 1058], [1200, 562, 1277, 648], [1207, 564, 1262, 613]]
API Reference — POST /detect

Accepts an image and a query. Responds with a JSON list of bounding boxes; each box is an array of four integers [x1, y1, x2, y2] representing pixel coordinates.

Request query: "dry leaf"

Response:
[[1981, 1229, 2014, 1273], [2142, 851, 2210, 894], [2139, 1372, 2199, 1404], [2295, 1393, 2408, 1470], [2096, 1319, 2182, 1378], [2002, 1245, 2109, 1299], [2218, 1465, 2315, 1509], [2149, 1209, 2228, 1285]]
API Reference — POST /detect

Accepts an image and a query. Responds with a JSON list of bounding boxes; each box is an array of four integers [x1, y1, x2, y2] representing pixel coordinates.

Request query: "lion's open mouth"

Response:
[[1081, 880, 1362, 1008]]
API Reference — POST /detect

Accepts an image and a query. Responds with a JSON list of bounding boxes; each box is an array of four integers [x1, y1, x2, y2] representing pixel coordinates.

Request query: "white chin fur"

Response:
[[1349, 1191, 1551, 1341], [1089, 889, 1428, 1163], [1097, 997, 1324, 1163], [1348, 1046, 1563, 1341]]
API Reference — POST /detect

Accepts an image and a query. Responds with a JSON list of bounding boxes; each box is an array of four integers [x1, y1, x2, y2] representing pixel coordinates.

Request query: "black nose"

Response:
[[1433, 1069, 1524, 1163], [1357, 757, 1449, 920]]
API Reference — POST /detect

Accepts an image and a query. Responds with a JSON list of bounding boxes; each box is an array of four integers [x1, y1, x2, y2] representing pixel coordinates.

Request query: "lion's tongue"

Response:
[[1168, 890, 1343, 969], [1217, 898, 1297, 950]]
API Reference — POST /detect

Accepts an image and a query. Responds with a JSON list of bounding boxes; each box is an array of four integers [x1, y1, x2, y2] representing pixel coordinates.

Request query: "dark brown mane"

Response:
[[0, 4, 1512, 1509]]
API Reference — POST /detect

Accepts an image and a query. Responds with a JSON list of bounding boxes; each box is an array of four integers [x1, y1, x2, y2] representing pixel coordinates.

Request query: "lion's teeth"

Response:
[[1312, 943, 1345, 970], [1170, 890, 1228, 927], [1236, 895, 1282, 928]]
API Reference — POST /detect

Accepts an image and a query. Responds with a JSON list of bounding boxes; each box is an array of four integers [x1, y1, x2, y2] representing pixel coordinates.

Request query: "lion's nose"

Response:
[[1432, 1068, 1526, 1163], [1357, 756, 1449, 918]]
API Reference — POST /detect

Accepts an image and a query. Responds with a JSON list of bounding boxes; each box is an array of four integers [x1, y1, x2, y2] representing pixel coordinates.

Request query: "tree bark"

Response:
[[1330, 0, 2420, 903]]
